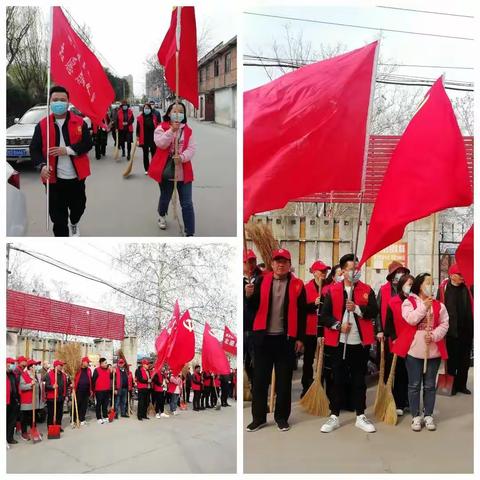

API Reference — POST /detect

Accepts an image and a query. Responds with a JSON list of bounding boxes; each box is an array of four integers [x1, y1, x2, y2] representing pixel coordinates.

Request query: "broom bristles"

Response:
[[245, 223, 279, 271], [382, 354, 398, 425], [55, 343, 82, 379], [373, 340, 387, 420]]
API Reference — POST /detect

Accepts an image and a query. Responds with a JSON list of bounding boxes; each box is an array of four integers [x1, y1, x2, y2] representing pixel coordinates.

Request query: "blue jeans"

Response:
[[115, 388, 128, 416], [169, 393, 179, 413], [405, 355, 441, 417], [158, 181, 195, 236]]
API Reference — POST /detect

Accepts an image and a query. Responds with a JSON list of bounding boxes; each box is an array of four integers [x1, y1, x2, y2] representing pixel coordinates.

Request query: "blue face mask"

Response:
[[144, 108, 151, 115], [9, 364, 16, 372], [170, 112, 184, 123], [122, 105, 128, 111], [51, 101, 68, 116]]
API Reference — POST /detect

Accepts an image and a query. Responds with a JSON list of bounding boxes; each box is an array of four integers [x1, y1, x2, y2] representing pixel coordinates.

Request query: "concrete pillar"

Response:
[[93, 339, 113, 364], [121, 336, 138, 369], [6, 330, 19, 358]]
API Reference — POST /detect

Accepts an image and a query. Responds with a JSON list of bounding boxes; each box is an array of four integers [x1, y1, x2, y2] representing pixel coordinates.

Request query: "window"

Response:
[[225, 52, 232, 73], [214, 59, 219, 77], [200, 68, 205, 82]]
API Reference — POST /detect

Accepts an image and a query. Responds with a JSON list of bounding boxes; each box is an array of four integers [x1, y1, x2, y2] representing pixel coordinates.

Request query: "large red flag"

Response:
[[455, 225, 473, 287], [158, 6, 198, 108], [165, 310, 195, 375], [244, 41, 378, 222], [202, 323, 230, 375], [222, 325, 237, 356], [50, 7, 114, 125], [154, 300, 180, 371], [358, 78, 473, 268]]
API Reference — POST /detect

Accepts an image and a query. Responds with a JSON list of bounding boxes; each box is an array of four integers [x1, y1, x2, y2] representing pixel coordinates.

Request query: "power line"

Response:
[[243, 11, 474, 41], [376, 6, 473, 18]]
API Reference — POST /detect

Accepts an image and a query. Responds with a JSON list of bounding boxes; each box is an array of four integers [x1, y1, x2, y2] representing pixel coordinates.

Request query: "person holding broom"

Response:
[[45, 360, 68, 432], [245, 248, 307, 433], [136, 103, 158, 174], [319, 254, 378, 434], [74, 357, 93, 426], [18, 360, 40, 441], [117, 100, 134, 160], [400, 273, 449, 432]]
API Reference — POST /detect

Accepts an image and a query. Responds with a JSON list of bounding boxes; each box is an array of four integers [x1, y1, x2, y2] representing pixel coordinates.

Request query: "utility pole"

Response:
[[6, 243, 12, 289]]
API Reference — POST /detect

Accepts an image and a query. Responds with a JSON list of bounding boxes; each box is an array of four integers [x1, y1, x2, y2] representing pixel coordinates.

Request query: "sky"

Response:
[[243, 0, 474, 98], [38, 2, 238, 96]]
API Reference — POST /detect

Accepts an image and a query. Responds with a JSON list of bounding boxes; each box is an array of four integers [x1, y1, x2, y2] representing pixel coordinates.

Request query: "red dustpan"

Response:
[[47, 367, 61, 439]]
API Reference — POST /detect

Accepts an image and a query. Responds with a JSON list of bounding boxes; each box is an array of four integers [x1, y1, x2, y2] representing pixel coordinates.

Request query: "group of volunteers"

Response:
[[244, 248, 473, 434], [6, 354, 236, 446], [29, 85, 196, 237]]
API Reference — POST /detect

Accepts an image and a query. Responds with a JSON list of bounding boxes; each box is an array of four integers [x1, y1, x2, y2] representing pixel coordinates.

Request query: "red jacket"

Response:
[[74, 367, 92, 395], [40, 112, 91, 183], [117, 108, 134, 132], [128, 370, 134, 390], [94, 366, 111, 392], [137, 113, 158, 146]]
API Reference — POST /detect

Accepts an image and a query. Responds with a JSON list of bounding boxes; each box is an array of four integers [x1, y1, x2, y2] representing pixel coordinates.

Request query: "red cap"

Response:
[[118, 359, 125, 366], [81, 357, 90, 363], [272, 248, 291, 261], [448, 263, 461, 276], [243, 249, 257, 262], [7, 357, 16, 364], [53, 360, 65, 367], [141, 359, 150, 365], [16, 356, 27, 363], [27, 359, 41, 367], [309, 260, 331, 273]]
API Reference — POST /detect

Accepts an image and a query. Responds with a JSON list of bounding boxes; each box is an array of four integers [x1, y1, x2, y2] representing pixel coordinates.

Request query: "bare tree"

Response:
[[6, 7, 38, 71], [452, 93, 473, 136]]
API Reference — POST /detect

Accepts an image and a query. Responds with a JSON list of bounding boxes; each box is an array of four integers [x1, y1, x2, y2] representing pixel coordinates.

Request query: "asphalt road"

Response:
[[7, 399, 237, 473], [244, 363, 473, 474], [13, 118, 236, 237]]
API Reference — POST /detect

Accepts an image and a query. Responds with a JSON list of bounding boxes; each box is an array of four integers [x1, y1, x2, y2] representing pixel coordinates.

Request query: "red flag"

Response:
[[455, 225, 473, 287], [244, 42, 378, 222], [158, 6, 198, 108], [201, 323, 230, 375], [50, 7, 114, 125], [222, 326, 237, 356], [358, 78, 473, 268], [165, 310, 195, 375], [154, 300, 180, 371]]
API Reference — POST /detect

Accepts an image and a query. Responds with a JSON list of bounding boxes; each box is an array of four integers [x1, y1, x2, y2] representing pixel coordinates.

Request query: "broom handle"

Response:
[[112, 369, 115, 408], [387, 354, 398, 388], [74, 390, 80, 426], [32, 380, 36, 428], [269, 368, 276, 413], [317, 337, 325, 380], [379, 338, 385, 382], [71, 388, 75, 426], [423, 308, 432, 374], [342, 286, 355, 360], [53, 366, 57, 425]]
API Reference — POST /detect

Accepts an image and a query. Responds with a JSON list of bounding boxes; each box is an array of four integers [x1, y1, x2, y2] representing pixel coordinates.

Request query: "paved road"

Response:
[[8, 400, 236, 473], [244, 364, 473, 473], [13, 118, 236, 237]]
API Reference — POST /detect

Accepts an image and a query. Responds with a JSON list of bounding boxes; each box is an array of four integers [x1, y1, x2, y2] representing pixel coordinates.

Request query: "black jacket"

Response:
[[243, 267, 263, 332], [375, 282, 397, 334], [437, 281, 473, 339], [7, 371, 19, 405]]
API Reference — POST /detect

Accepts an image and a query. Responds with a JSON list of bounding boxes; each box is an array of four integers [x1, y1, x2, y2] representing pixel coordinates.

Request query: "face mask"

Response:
[[422, 284, 433, 296], [51, 101, 68, 116], [144, 108, 151, 115], [9, 364, 15, 372], [346, 270, 361, 283], [402, 285, 411, 295], [122, 105, 128, 111], [335, 275, 344, 283], [170, 112, 184, 123], [394, 273, 403, 283]]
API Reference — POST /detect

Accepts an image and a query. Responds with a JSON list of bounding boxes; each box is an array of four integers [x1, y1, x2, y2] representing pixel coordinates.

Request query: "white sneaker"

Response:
[[70, 224, 80, 237], [80, 421, 86, 426], [158, 216, 167, 230], [355, 414, 376, 433], [424, 416, 436, 431], [173, 411, 179, 416], [155, 413, 161, 419], [160, 412, 170, 418], [321, 415, 340, 433], [97, 419, 103, 424], [411, 416, 423, 432], [396, 409, 404, 416]]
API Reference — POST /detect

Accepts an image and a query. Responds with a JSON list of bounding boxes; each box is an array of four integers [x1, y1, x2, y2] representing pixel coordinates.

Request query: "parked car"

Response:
[[6, 162, 27, 236]]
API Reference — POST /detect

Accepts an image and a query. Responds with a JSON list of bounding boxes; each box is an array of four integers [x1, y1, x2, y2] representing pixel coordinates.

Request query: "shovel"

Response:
[[30, 382, 42, 443], [437, 360, 455, 396], [108, 369, 116, 422], [47, 367, 61, 439]]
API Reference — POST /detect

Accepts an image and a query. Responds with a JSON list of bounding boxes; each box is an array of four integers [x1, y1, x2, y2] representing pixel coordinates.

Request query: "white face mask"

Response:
[[335, 275, 344, 283], [346, 270, 361, 283], [422, 284, 433, 296], [402, 285, 411, 295], [393, 273, 403, 283]]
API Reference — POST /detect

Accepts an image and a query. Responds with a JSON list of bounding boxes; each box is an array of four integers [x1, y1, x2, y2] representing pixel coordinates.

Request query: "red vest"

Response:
[[192, 372, 202, 391], [46, 370, 67, 399], [74, 367, 92, 394], [115, 367, 129, 390], [94, 367, 111, 392], [92, 115, 110, 134], [137, 367, 150, 390], [19, 371, 33, 405], [117, 108, 133, 132], [304, 279, 329, 336], [128, 371, 134, 390], [203, 372, 212, 387], [137, 114, 158, 145], [40, 113, 91, 183], [253, 272, 304, 338], [379, 282, 393, 329], [391, 296, 448, 359], [152, 372, 165, 392], [148, 122, 194, 183], [167, 377, 178, 394], [324, 281, 375, 347]]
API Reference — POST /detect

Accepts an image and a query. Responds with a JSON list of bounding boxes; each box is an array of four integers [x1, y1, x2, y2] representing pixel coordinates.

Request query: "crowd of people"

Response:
[[244, 248, 473, 434], [6, 354, 237, 447]]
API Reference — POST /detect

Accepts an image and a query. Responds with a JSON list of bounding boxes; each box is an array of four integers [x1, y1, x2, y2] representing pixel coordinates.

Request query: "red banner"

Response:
[[202, 323, 230, 375], [222, 325, 237, 355], [7, 290, 125, 340]]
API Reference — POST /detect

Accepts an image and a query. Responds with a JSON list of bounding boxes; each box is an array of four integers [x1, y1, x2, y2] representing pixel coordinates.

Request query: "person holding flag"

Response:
[[30, 86, 93, 237], [137, 103, 158, 174], [117, 100, 134, 160], [92, 113, 110, 160]]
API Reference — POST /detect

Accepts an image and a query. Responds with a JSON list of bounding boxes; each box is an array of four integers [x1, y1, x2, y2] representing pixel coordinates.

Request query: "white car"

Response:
[[6, 162, 27, 236]]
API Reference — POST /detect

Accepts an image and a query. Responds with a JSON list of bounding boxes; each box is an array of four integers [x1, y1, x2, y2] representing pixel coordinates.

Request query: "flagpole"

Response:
[[46, 7, 54, 231]]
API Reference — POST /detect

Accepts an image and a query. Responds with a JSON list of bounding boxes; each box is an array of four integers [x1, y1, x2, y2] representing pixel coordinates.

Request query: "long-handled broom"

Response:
[[114, 130, 120, 161], [30, 382, 42, 443], [123, 141, 137, 177], [299, 337, 330, 416], [373, 339, 387, 421], [47, 367, 61, 439], [268, 368, 276, 414], [383, 354, 398, 425], [108, 369, 116, 422]]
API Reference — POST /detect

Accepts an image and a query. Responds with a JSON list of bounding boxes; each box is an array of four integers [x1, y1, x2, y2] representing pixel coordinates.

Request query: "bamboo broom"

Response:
[[244, 223, 279, 271], [373, 339, 387, 421], [299, 337, 329, 416], [123, 141, 137, 177], [383, 354, 398, 426]]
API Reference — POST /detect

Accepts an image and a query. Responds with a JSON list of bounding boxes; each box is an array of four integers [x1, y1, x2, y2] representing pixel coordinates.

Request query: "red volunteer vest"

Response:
[[152, 372, 164, 392], [46, 370, 67, 399], [167, 378, 178, 394], [19, 371, 33, 405], [203, 373, 212, 387], [115, 367, 129, 390], [94, 367, 111, 392], [117, 108, 134, 132], [40, 113, 91, 183], [148, 122, 194, 183], [253, 272, 304, 338], [137, 114, 158, 146], [74, 367, 92, 394], [324, 281, 375, 347], [380, 282, 393, 329], [192, 372, 202, 391], [304, 280, 330, 336], [137, 367, 150, 390], [391, 296, 448, 359], [128, 371, 134, 390]]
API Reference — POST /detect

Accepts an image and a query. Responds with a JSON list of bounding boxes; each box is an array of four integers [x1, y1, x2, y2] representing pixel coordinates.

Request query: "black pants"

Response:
[[186, 386, 191, 402], [76, 390, 90, 422], [95, 391, 110, 420], [47, 398, 64, 426], [142, 143, 156, 172], [118, 130, 132, 156], [201, 388, 209, 408], [221, 381, 229, 405], [446, 336, 472, 391], [328, 343, 369, 416], [193, 390, 201, 410], [211, 386, 218, 406], [21, 410, 37, 434], [94, 130, 108, 159], [48, 178, 86, 237], [137, 389, 150, 419], [111, 128, 117, 146], [7, 403, 19, 441], [153, 390, 165, 414], [252, 335, 296, 423], [392, 355, 409, 410], [301, 335, 317, 392]]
